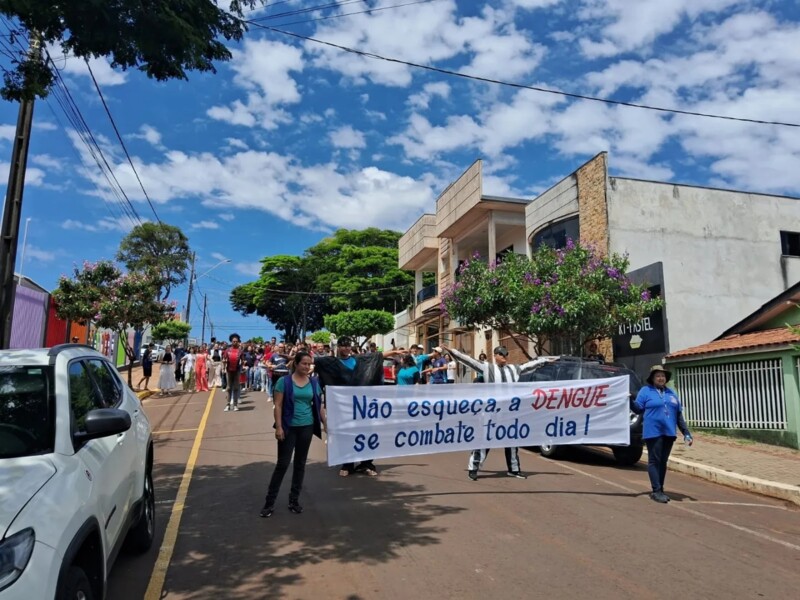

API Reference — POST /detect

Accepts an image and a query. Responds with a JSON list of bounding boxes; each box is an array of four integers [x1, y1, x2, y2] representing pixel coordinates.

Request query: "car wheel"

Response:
[[126, 467, 155, 553], [612, 444, 643, 466], [539, 444, 563, 459], [58, 565, 94, 600]]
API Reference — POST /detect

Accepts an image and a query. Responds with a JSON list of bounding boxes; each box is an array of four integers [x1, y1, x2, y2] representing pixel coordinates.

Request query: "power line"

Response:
[[249, 22, 800, 129], [84, 60, 162, 224], [45, 50, 144, 224], [254, 0, 440, 28]]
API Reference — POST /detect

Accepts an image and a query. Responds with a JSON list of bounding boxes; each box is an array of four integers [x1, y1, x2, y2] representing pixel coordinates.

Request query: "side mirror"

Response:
[[74, 408, 132, 443]]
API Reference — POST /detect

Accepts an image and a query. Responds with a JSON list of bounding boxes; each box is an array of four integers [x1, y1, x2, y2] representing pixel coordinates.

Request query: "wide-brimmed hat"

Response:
[[646, 364, 672, 384]]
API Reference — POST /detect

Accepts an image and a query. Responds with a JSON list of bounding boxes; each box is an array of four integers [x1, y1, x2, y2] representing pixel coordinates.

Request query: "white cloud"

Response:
[[0, 125, 16, 141], [211, 252, 230, 262], [191, 220, 220, 230], [0, 162, 45, 186], [578, 0, 743, 58], [32, 154, 64, 171], [235, 262, 262, 277], [21, 245, 56, 263], [224, 138, 249, 151], [408, 82, 451, 109], [130, 125, 164, 148], [207, 39, 304, 130], [218, 214, 235, 222], [33, 121, 58, 132], [62, 217, 133, 233], [330, 125, 366, 149], [59, 51, 128, 86], [308, 1, 545, 87]]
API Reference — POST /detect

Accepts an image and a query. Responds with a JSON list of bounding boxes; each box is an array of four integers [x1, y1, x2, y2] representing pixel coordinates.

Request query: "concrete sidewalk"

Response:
[[120, 362, 800, 506], [665, 431, 800, 507]]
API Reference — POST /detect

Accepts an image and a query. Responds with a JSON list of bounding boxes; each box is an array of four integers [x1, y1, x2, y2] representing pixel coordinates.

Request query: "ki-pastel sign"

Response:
[[325, 377, 630, 465]]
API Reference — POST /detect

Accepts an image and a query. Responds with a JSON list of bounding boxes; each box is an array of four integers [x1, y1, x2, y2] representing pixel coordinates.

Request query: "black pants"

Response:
[[265, 425, 314, 506], [645, 436, 675, 493]]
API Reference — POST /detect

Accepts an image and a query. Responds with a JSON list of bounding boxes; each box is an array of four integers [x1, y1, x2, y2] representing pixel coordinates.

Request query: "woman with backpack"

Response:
[[260, 350, 326, 518]]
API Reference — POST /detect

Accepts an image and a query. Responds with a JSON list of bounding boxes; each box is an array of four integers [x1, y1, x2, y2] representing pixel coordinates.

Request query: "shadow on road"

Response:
[[154, 460, 466, 599]]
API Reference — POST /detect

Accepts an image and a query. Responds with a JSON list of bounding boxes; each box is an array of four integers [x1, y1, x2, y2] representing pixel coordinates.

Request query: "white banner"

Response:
[[326, 377, 631, 466]]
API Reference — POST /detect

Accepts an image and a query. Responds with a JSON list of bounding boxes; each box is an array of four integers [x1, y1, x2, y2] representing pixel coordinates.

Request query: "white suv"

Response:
[[0, 345, 154, 600]]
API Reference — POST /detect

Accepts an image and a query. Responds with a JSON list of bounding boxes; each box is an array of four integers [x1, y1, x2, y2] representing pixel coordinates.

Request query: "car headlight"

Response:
[[0, 528, 35, 591]]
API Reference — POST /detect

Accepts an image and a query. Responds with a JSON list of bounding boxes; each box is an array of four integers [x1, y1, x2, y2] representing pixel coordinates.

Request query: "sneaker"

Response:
[[259, 505, 274, 518], [233, 405, 240, 411], [224, 404, 231, 412], [468, 470, 478, 481], [507, 471, 527, 479], [649, 492, 669, 503], [288, 501, 303, 514]]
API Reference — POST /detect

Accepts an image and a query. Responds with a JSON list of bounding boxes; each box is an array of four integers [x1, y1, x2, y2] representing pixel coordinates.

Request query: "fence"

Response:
[[674, 359, 787, 429]]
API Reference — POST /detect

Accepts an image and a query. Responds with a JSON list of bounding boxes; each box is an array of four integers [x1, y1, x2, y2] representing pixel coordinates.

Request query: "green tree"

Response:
[[442, 241, 664, 358], [117, 222, 191, 301], [230, 256, 327, 342], [52, 260, 173, 386], [0, 0, 265, 101], [151, 320, 191, 345], [324, 310, 395, 348], [310, 330, 332, 344], [306, 228, 414, 313]]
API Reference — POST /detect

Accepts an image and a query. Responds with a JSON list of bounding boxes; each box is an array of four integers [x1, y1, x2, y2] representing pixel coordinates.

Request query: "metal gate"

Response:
[[674, 359, 787, 429]]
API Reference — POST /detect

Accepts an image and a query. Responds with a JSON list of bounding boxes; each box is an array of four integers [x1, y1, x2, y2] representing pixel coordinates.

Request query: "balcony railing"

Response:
[[416, 284, 438, 304]]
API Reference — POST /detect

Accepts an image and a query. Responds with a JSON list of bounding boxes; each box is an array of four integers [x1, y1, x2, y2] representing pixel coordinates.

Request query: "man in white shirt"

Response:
[[443, 344, 554, 481]]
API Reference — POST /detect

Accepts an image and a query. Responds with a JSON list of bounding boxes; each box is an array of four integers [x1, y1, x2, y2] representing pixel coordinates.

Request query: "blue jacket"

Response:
[[632, 385, 691, 440], [279, 375, 324, 438]]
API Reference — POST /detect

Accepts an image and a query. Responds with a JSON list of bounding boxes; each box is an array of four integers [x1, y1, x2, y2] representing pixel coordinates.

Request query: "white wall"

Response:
[[608, 178, 800, 351]]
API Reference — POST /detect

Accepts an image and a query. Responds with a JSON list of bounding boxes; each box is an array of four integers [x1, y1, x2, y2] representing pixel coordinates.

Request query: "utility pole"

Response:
[[201, 293, 207, 344], [185, 251, 196, 324], [0, 34, 41, 349]]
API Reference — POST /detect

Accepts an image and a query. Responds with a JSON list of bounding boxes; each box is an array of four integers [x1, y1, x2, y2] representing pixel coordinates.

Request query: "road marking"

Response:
[[687, 500, 791, 511], [144, 388, 216, 600], [551, 459, 800, 552], [152, 428, 200, 435]]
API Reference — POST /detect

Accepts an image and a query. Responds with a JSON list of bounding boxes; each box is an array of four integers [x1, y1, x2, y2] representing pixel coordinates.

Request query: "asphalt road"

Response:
[[109, 387, 800, 600]]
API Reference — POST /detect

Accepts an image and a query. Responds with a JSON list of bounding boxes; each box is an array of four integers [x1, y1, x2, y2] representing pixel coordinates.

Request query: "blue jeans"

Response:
[[645, 436, 675, 492]]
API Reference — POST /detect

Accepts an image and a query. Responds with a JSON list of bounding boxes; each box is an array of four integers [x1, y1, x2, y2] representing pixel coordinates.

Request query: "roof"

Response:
[[717, 281, 800, 338], [667, 327, 800, 360]]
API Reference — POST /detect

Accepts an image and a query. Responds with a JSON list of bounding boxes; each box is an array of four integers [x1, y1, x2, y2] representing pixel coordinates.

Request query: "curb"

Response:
[[666, 455, 800, 508], [136, 390, 156, 401]]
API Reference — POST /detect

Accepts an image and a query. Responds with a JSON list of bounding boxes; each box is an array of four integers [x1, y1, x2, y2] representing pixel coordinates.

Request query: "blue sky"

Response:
[[1, 0, 799, 341]]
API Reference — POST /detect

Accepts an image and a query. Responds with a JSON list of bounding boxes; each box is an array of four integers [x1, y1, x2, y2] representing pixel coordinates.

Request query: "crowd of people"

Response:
[[137, 335, 692, 513]]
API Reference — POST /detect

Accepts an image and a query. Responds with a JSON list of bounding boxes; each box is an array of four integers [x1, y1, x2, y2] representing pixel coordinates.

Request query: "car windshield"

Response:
[[0, 365, 55, 458]]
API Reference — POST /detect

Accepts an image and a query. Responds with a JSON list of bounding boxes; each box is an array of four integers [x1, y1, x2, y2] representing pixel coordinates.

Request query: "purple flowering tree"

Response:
[[53, 260, 175, 386], [441, 240, 664, 358]]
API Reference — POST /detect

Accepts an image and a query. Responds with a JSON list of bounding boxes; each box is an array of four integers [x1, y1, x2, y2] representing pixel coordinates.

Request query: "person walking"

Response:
[[631, 365, 693, 503], [137, 344, 153, 391], [173, 342, 186, 385], [158, 345, 177, 396], [223, 334, 244, 411], [443, 344, 554, 481], [260, 350, 326, 518], [181, 347, 197, 391], [209, 344, 223, 388], [195, 347, 209, 392]]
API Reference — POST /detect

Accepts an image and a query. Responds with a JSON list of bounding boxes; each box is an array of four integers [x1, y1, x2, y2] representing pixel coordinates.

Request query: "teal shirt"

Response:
[[275, 377, 314, 427]]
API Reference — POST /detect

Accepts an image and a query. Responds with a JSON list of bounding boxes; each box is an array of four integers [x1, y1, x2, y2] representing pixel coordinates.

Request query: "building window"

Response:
[[780, 231, 800, 257], [532, 216, 579, 250]]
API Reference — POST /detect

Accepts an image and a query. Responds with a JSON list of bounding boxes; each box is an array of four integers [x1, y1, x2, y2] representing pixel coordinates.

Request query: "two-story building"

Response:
[[396, 154, 800, 380]]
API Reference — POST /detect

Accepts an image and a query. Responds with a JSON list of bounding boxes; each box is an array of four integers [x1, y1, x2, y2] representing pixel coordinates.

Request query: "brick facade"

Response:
[[576, 152, 614, 361]]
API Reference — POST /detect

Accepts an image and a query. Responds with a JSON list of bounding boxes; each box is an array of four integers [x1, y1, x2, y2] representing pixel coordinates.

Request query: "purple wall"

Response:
[[10, 283, 48, 349]]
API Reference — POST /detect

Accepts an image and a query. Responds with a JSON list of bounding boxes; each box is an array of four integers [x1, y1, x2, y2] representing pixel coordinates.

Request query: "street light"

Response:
[[196, 258, 232, 281]]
